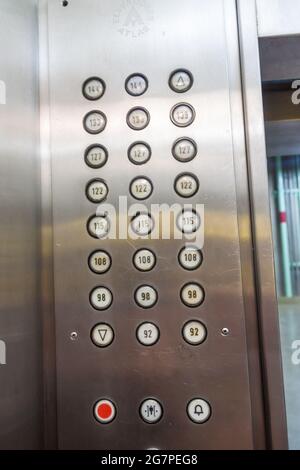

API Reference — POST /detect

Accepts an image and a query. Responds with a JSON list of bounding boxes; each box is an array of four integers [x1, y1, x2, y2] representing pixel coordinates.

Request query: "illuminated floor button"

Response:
[[87, 215, 110, 239], [125, 73, 148, 96], [130, 177, 153, 200], [135, 285, 158, 309], [172, 138, 197, 163], [88, 250, 112, 274], [127, 107, 150, 130], [140, 399, 163, 424], [175, 173, 199, 198], [170, 103, 195, 127], [178, 246, 203, 271], [86, 179, 108, 203], [128, 142, 151, 165], [91, 323, 115, 348], [94, 399, 116, 424], [180, 283, 205, 307], [85, 145, 108, 169], [83, 110, 107, 134], [177, 209, 201, 234], [182, 320, 207, 345], [131, 213, 154, 237], [136, 322, 160, 346], [187, 399, 211, 424], [90, 286, 113, 310], [169, 69, 193, 93], [82, 77, 105, 100], [133, 249, 156, 272]]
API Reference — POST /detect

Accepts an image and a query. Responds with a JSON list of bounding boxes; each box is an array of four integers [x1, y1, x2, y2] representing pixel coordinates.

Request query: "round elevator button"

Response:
[[94, 399, 116, 424], [140, 399, 163, 424], [88, 250, 112, 274], [125, 73, 148, 96], [87, 215, 110, 239], [135, 285, 158, 309], [182, 320, 207, 345], [82, 77, 106, 100], [169, 69, 193, 93], [85, 145, 108, 169], [128, 142, 151, 165], [174, 173, 199, 198], [177, 209, 201, 234], [187, 399, 211, 424], [83, 110, 107, 134], [127, 107, 150, 130], [86, 179, 108, 203], [178, 246, 203, 271], [136, 322, 160, 346], [133, 249, 156, 272], [172, 138, 197, 163], [91, 323, 115, 348], [131, 213, 154, 237], [170, 103, 195, 127], [90, 286, 113, 310], [130, 177, 153, 200], [180, 283, 205, 307]]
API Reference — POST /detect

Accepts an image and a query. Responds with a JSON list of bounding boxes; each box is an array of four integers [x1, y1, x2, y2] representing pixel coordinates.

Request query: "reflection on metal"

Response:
[[275, 157, 293, 297], [269, 156, 300, 297], [256, 0, 300, 37]]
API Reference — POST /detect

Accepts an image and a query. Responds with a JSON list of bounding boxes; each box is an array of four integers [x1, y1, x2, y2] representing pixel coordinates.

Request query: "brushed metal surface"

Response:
[[0, 0, 42, 450], [48, 0, 255, 449]]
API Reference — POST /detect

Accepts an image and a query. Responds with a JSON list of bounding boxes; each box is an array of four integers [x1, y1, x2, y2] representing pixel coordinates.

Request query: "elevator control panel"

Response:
[[48, 0, 255, 449]]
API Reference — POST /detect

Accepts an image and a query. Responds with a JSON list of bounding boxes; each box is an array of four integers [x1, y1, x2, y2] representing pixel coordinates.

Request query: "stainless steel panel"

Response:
[[0, 0, 42, 450], [48, 0, 257, 449], [237, 0, 288, 449], [256, 0, 300, 38]]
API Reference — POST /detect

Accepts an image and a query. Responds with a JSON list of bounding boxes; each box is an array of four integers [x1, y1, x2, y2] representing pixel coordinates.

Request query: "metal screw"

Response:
[[221, 328, 230, 337], [70, 332, 78, 341]]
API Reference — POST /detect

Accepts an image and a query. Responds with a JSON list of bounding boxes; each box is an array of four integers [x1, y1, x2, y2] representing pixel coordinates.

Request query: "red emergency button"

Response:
[[94, 399, 116, 424]]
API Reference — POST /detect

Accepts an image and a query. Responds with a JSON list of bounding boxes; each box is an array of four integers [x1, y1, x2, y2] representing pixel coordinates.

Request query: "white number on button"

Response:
[[187, 399, 211, 423], [127, 107, 150, 130], [135, 285, 157, 308], [131, 213, 154, 237], [90, 286, 113, 310], [91, 323, 114, 348], [172, 138, 197, 163], [177, 209, 201, 234], [178, 246, 203, 271], [86, 179, 108, 203], [88, 251, 111, 274], [180, 283, 205, 307], [182, 320, 207, 345], [171, 103, 195, 127], [133, 249, 156, 272], [128, 142, 151, 165], [82, 77, 105, 100], [130, 177, 153, 200], [85, 145, 108, 169], [125, 74, 148, 96], [175, 174, 199, 198], [136, 322, 160, 346], [87, 215, 110, 239], [83, 111, 107, 134]]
